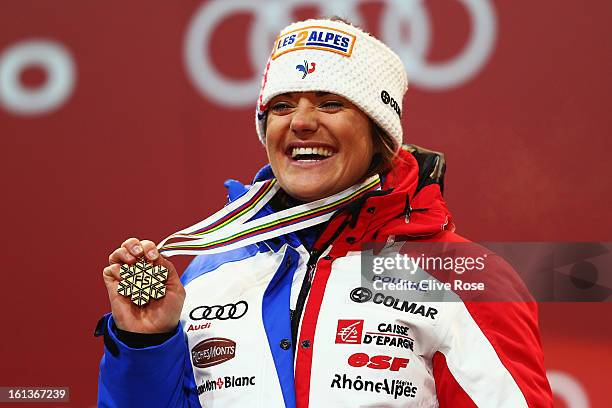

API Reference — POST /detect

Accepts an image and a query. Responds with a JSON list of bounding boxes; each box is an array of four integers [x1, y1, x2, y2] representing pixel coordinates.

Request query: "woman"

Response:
[[98, 18, 552, 407]]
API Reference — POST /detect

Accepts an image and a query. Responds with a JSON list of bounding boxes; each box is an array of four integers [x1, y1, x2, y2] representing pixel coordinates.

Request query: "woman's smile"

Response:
[[265, 92, 375, 202]]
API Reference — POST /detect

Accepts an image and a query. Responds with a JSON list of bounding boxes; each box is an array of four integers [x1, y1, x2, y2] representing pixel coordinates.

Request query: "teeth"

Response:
[[291, 147, 333, 158]]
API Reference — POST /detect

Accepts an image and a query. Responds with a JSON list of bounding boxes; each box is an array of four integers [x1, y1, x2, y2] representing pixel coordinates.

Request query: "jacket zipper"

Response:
[[291, 248, 321, 350]]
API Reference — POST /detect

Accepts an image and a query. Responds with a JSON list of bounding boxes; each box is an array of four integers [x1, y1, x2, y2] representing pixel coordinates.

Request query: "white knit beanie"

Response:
[[255, 19, 409, 149]]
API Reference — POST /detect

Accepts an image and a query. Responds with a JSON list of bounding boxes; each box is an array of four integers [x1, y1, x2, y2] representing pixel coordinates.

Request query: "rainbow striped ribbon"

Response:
[[157, 175, 381, 257]]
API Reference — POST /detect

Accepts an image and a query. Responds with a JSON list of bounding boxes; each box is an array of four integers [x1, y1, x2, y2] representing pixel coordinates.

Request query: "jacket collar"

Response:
[[311, 147, 454, 249]]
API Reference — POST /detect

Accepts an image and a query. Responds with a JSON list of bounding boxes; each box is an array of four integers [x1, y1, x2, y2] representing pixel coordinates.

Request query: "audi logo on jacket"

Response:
[[98, 147, 553, 407]]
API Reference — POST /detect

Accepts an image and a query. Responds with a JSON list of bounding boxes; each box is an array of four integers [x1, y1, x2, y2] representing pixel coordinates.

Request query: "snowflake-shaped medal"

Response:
[[117, 258, 168, 306]]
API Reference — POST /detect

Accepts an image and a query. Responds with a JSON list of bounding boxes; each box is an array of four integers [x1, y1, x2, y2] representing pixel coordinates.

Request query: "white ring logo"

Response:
[[0, 39, 76, 116], [547, 370, 590, 408], [184, 0, 497, 107]]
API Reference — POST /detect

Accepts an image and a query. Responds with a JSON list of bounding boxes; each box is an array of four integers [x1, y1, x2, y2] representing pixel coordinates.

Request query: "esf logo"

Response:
[[272, 26, 356, 60], [348, 352, 409, 372]]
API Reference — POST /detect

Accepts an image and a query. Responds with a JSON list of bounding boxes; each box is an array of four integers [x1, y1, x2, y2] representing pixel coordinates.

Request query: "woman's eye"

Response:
[[270, 102, 293, 113], [320, 101, 343, 110]]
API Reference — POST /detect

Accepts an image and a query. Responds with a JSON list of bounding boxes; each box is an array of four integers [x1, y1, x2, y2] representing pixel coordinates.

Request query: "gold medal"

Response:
[[117, 257, 168, 306]]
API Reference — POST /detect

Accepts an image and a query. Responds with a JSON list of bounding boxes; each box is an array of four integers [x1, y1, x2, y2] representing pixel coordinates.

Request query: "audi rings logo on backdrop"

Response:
[[184, 0, 497, 107], [1, 1, 496, 115], [0, 39, 76, 116], [189, 300, 249, 321]]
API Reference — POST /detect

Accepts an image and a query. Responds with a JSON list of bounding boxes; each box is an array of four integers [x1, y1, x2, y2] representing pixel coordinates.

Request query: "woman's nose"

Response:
[[290, 101, 318, 135]]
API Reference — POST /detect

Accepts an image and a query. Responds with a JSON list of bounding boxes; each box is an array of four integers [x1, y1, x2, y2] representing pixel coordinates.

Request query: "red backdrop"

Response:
[[1, 1, 610, 406]]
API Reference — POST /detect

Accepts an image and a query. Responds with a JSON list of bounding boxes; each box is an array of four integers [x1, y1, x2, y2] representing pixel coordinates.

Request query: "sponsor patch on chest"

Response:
[[191, 337, 236, 368], [335, 320, 415, 351]]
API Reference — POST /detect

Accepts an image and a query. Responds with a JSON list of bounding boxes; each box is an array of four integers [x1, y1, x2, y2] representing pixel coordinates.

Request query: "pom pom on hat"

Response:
[[256, 18, 408, 149]]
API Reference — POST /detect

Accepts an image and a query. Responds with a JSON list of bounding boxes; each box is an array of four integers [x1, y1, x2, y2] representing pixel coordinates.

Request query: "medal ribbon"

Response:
[[157, 175, 381, 257]]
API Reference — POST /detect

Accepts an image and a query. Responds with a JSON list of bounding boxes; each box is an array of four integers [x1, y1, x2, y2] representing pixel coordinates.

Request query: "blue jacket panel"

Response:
[[98, 315, 199, 407]]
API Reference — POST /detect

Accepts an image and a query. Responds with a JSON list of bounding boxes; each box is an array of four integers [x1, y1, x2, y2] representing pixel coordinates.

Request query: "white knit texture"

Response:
[[255, 19, 408, 148]]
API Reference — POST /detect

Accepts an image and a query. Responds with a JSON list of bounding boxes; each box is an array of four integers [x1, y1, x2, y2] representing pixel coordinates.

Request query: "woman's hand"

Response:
[[103, 238, 186, 333]]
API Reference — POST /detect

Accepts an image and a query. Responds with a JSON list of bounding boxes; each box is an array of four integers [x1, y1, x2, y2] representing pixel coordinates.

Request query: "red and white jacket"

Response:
[[290, 148, 552, 407], [99, 147, 553, 407]]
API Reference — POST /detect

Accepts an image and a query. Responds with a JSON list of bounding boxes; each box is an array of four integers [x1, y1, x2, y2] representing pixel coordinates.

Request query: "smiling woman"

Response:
[[264, 90, 397, 200], [265, 92, 375, 201], [97, 17, 553, 408]]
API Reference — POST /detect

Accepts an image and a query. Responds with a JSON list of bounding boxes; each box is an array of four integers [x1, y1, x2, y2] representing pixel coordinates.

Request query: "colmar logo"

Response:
[[381, 90, 401, 117], [336, 320, 364, 344], [350, 287, 372, 303], [349, 287, 438, 320], [348, 352, 409, 371], [296, 60, 316, 79]]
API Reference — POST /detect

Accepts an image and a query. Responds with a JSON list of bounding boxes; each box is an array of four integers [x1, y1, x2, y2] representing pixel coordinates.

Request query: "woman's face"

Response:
[[265, 92, 375, 202]]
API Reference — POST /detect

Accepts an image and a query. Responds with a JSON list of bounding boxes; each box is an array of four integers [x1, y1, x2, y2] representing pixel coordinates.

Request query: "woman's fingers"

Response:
[[108, 247, 136, 265], [108, 237, 152, 265], [121, 237, 144, 258], [140, 240, 160, 262], [102, 265, 121, 300], [102, 237, 185, 333], [103, 263, 121, 279], [105, 238, 168, 289]]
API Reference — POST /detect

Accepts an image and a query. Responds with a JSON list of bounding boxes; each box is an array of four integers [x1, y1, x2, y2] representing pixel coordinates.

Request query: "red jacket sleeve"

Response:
[[432, 255, 553, 407]]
